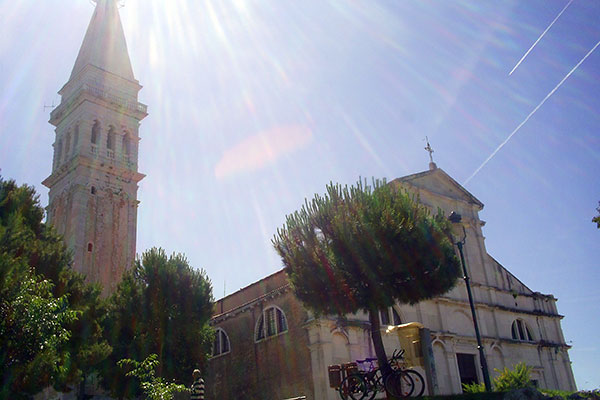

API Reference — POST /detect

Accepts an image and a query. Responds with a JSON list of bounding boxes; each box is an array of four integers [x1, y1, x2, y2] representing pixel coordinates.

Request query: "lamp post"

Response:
[[448, 211, 492, 392]]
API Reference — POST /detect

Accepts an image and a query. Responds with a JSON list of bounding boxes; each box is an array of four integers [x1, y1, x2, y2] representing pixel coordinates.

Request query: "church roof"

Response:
[[392, 167, 484, 209], [70, 0, 135, 81]]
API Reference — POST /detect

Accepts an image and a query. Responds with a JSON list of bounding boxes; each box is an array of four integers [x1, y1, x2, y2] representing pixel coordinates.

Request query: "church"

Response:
[[206, 164, 577, 399], [42, 1, 576, 399]]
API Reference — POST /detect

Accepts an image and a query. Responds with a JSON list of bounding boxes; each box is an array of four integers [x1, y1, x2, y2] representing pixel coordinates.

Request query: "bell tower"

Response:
[[43, 0, 147, 294]]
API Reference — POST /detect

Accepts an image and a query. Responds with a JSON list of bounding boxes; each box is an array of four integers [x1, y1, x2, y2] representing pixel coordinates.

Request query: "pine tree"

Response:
[[273, 178, 461, 380], [101, 248, 214, 398]]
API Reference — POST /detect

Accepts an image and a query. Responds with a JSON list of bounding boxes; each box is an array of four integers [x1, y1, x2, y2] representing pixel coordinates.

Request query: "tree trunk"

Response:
[[368, 307, 392, 399]]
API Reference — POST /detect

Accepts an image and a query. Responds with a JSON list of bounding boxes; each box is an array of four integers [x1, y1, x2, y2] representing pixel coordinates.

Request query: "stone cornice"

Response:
[[51, 82, 147, 126], [434, 296, 563, 319], [43, 155, 144, 188], [210, 284, 291, 325], [431, 330, 571, 349], [302, 315, 371, 331], [208, 282, 561, 329], [452, 277, 556, 302]]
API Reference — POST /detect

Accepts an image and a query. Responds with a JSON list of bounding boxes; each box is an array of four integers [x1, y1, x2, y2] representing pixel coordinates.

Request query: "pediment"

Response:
[[390, 168, 483, 209]]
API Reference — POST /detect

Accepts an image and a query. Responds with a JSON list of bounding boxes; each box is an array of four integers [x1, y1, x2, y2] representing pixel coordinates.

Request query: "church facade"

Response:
[[42, 0, 146, 294], [207, 166, 576, 399]]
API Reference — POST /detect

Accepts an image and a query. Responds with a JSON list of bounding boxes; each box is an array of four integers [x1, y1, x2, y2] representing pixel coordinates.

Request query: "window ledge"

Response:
[[255, 330, 289, 344], [210, 351, 231, 359]]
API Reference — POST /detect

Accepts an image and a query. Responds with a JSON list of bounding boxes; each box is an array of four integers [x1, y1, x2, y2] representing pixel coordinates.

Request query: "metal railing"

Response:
[[85, 84, 147, 114], [51, 83, 147, 121]]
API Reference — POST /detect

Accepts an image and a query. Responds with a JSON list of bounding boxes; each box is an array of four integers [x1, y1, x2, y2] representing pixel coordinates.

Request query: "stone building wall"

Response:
[[208, 272, 315, 400]]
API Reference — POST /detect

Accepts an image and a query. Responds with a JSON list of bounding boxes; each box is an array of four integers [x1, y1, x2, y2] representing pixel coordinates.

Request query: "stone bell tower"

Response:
[[43, 0, 147, 294]]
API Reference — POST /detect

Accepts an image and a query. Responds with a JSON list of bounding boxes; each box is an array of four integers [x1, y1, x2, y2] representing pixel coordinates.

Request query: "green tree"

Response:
[[0, 176, 110, 398], [56, 281, 111, 399], [272, 179, 461, 378], [593, 202, 600, 228], [0, 263, 77, 399], [101, 248, 214, 399], [117, 354, 188, 400]]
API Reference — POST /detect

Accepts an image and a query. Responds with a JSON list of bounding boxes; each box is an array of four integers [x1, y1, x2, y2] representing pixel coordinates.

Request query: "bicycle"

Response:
[[355, 357, 384, 400], [339, 350, 416, 400], [338, 369, 369, 400], [388, 349, 425, 397]]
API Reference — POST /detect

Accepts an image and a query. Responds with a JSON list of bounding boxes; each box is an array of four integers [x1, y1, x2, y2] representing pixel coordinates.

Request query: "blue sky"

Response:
[[1, 0, 598, 390]]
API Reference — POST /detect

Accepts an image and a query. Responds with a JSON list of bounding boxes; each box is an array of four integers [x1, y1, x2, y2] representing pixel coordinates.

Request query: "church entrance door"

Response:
[[456, 353, 478, 390]]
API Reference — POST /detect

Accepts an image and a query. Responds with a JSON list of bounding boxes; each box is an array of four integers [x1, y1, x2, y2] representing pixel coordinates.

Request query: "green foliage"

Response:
[[463, 364, 596, 398], [0, 259, 77, 398], [567, 390, 600, 400], [118, 354, 188, 400], [273, 178, 461, 374], [0, 176, 109, 397], [273, 178, 460, 315], [593, 202, 600, 229], [462, 382, 486, 393], [492, 362, 533, 392], [101, 248, 214, 398], [540, 389, 571, 399]]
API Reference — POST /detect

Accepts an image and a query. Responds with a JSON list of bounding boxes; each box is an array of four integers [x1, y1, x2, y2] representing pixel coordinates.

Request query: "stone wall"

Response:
[[208, 281, 314, 400]]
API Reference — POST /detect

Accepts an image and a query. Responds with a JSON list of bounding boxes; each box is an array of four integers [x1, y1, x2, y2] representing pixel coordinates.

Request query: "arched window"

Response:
[[55, 139, 63, 168], [87, 242, 94, 252], [73, 124, 79, 151], [107, 126, 115, 150], [511, 319, 534, 341], [122, 131, 132, 156], [379, 307, 402, 326], [256, 306, 288, 341], [64, 131, 71, 160], [106, 126, 116, 159], [212, 328, 230, 356], [91, 120, 100, 144]]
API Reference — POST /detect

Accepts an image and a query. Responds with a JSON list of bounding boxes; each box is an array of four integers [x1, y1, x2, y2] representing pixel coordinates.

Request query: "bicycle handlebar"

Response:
[[356, 349, 405, 366]]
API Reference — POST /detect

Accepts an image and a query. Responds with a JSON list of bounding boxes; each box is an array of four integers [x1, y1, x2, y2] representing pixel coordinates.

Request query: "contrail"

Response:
[[465, 38, 600, 185], [509, 0, 574, 76]]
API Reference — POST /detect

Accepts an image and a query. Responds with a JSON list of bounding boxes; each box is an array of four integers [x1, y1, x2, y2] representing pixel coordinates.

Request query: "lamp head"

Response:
[[448, 211, 462, 224]]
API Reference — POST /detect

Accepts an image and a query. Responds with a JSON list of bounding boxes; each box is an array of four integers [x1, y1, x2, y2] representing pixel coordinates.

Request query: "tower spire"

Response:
[[71, 0, 134, 80]]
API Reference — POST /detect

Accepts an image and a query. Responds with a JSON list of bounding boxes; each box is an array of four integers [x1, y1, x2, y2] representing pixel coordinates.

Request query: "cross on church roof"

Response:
[[424, 136, 437, 170]]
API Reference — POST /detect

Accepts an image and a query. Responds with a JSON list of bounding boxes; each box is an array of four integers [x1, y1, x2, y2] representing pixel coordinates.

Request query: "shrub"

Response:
[[462, 382, 485, 394], [567, 390, 600, 400], [118, 354, 188, 400], [493, 362, 533, 392], [540, 389, 570, 399]]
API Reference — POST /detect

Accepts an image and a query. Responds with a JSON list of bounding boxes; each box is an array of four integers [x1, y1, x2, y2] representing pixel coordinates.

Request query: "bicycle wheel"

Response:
[[365, 372, 382, 400], [338, 374, 368, 400], [405, 369, 425, 397], [384, 370, 414, 398], [368, 372, 385, 400]]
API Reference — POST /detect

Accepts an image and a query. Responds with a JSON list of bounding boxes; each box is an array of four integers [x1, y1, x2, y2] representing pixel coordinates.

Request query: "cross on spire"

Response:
[[424, 136, 437, 170]]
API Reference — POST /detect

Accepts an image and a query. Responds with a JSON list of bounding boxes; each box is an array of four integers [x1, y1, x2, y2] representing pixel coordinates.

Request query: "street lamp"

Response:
[[448, 211, 492, 392]]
